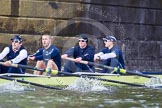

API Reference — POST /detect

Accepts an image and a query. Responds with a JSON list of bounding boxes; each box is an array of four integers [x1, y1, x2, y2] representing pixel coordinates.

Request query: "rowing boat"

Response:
[[0, 72, 162, 87], [0, 60, 162, 89]]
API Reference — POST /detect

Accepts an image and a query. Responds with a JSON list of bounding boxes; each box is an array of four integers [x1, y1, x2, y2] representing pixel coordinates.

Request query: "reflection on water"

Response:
[[0, 86, 162, 108]]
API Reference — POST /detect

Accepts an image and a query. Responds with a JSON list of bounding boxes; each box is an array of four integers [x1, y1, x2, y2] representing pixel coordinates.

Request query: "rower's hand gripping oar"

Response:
[[0, 62, 59, 76]]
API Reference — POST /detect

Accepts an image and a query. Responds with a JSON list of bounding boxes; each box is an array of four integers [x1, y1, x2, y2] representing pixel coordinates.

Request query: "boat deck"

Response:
[[1, 73, 162, 87]]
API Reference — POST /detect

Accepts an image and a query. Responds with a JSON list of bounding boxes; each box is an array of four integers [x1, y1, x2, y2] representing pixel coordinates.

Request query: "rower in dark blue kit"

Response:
[[61, 34, 95, 73], [28, 34, 61, 75], [94, 35, 125, 73], [0, 35, 28, 74]]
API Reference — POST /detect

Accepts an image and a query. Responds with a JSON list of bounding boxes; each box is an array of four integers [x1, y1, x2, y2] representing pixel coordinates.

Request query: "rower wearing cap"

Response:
[[0, 35, 28, 74], [94, 35, 125, 73], [61, 34, 95, 73]]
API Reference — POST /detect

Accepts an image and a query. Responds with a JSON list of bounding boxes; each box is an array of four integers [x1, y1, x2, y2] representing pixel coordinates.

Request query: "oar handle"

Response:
[[87, 61, 114, 70], [63, 57, 88, 65], [17, 64, 59, 75], [0, 62, 59, 75], [63, 57, 115, 70], [0, 62, 42, 71], [0, 62, 18, 68], [17, 64, 44, 71]]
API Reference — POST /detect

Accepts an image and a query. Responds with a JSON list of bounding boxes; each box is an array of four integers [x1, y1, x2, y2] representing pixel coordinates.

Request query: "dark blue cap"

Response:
[[78, 34, 89, 42], [11, 35, 23, 42]]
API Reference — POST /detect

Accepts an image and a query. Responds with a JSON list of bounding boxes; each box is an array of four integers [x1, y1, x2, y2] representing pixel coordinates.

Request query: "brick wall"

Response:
[[0, 0, 162, 72]]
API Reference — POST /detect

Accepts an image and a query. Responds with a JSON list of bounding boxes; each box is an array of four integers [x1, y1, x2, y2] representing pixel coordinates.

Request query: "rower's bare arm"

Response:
[[61, 54, 68, 59]]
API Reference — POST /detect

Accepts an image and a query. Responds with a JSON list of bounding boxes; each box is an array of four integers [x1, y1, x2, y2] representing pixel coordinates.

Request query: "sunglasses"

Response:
[[78, 40, 86, 42], [12, 40, 20, 43], [104, 40, 111, 42]]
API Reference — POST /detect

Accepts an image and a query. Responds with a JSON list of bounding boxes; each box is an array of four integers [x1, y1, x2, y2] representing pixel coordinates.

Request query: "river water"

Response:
[[0, 84, 162, 108]]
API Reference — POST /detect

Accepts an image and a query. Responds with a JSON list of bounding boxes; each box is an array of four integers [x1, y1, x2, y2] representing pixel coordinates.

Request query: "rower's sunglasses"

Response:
[[11, 39, 20, 43], [104, 40, 111, 42], [78, 40, 87, 42]]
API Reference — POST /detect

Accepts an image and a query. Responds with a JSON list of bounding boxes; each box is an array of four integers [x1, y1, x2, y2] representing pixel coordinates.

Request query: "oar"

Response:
[[0, 62, 58, 75], [0, 62, 63, 90], [0, 73, 49, 78], [0, 75, 63, 90], [59, 72, 144, 87], [0, 62, 144, 87], [63, 57, 156, 79]]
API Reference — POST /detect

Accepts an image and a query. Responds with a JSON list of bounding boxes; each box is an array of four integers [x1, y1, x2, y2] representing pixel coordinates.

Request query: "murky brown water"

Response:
[[0, 86, 162, 108]]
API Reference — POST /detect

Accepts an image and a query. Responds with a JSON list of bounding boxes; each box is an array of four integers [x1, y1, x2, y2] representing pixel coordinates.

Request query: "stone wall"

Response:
[[0, 0, 162, 72]]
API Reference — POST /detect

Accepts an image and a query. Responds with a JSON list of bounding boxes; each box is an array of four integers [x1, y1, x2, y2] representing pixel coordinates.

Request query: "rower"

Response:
[[61, 34, 95, 73], [28, 33, 61, 75], [94, 35, 125, 73], [0, 35, 28, 74]]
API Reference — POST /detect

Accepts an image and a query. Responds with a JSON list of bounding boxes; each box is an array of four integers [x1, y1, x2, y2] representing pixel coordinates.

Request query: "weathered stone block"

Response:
[[55, 0, 162, 9], [0, 0, 11, 15], [0, 17, 56, 34], [0, 0, 162, 72], [19, 1, 81, 18]]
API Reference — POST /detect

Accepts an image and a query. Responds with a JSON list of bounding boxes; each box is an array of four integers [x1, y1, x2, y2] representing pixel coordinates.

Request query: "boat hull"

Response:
[[0, 74, 161, 86]]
